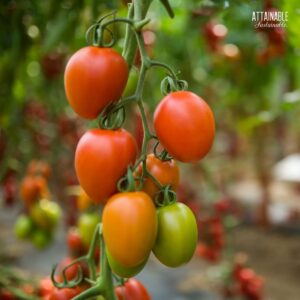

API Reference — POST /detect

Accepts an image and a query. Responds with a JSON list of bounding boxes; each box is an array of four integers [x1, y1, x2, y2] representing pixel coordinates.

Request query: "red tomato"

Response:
[[103, 192, 157, 267], [75, 129, 137, 204], [57, 257, 89, 282], [49, 287, 80, 300], [64, 46, 128, 119], [135, 154, 180, 199], [115, 279, 151, 300], [154, 91, 215, 162], [67, 228, 86, 257], [39, 276, 55, 297]]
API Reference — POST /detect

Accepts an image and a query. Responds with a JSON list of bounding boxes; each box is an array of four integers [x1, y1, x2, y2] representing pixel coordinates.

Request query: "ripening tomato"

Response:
[[20, 176, 48, 206], [135, 154, 180, 199], [30, 228, 51, 249], [154, 91, 215, 162], [153, 202, 198, 267], [76, 187, 92, 211], [39, 276, 55, 297], [75, 129, 137, 204], [107, 250, 147, 278], [78, 212, 99, 247], [57, 257, 89, 282], [103, 192, 157, 268], [30, 199, 61, 229], [115, 279, 151, 300], [64, 46, 128, 119]]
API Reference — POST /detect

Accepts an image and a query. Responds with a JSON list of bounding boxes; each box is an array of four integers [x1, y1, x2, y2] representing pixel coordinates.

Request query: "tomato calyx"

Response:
[[160, 74, 188, 96], [117, 167, 137, 193]]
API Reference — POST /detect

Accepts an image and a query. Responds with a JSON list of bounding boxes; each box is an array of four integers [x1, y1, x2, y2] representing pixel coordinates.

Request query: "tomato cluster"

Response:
[[59, 3, 215, 294], [15, 160, 61, 249], [223, 254, 264, 300]]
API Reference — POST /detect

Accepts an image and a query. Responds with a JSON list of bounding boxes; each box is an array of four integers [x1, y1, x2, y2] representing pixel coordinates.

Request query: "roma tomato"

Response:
[[78, 212, 99, 247], [107, 250, 147, 278], [64, 46, 128, 119], [135, 154, 180, 199], [75, 129, 137, 204], [115, 279, 151, 300], [154, 91, 215, 162], [153, 202, 197, 267], [103, 192, 157, 267]]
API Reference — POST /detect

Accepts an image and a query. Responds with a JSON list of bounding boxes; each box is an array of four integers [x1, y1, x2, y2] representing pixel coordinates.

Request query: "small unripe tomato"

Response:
[[153, 202, 198, 267], [154, 91, 215, 162], [103, 192, 157, 268], [14, 214, 33, 239], [135, 154, 180, 199]]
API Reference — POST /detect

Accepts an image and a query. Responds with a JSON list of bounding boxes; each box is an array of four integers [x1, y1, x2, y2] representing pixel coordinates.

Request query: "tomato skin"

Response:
[[154, 91, 215, 162], [103, 192, 157, 268], [115, 279, 151, 300], [64, 46, 128, 119], [75, 129, 137, 204], [49, 287, 80, 300], [107, 250, 147, 278], [135, 154, 180, 199], [67, 227, 86, 257], [153, 202, 198, 267]]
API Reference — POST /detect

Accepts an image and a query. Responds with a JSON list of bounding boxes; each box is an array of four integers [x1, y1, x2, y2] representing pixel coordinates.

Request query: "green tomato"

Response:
[[14, 215, 33, 239], [30, 199, 61, 229], [30, 228, 51, 249], [78, 212, 99, 247], [153, 202, 198, 267], [107, 249, 147, 278]]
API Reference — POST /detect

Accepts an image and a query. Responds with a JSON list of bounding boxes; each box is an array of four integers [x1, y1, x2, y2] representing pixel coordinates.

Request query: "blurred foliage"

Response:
[[0, 0, 300, 181]]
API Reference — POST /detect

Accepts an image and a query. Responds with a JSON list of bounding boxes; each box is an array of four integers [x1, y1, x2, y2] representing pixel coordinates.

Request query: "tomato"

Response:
[[20, 176, 47, 206], [107, 250, 147, 278], [39, 276, 55, 297], [64, 46, 128, 119], [30, 228, 51, 249], [135, 154, 180, 199], [67, 227, 86, 257], [153, 202, 197, 267], [103, 192, 157, 267], [78, 212, 99, 247], [30, 199, 61, 229], [75, 129, 137, 204], [14, 214, 33, 239], [49, 287, 81, 300], [115, 279, 151, 300], [76, 187, 92, 212], [154, 91, 215, 162]]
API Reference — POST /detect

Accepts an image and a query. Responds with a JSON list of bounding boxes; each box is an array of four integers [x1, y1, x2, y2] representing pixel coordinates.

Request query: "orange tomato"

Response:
[[64, 46, 128, 119], [154, 91, 215, 162], [135, 154, 180, 198], [75, 129, 137, 204], [103, 192, 157, 267]]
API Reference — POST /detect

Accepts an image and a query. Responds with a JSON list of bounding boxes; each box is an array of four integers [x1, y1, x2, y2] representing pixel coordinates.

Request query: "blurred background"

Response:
[[1, 0, 300, 299]]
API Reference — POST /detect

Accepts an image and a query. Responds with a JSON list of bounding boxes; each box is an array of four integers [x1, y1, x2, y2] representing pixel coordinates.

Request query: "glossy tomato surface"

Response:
[[75, 129, 137, 204], [135, 153, 180, 199], [115, 279, 151, 300], [154, 91, 215, 162], [103, 192, 157, 267], [64, 46, 128, 119], [153, 202, 198, 267], [107, 250, 147, 278]]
